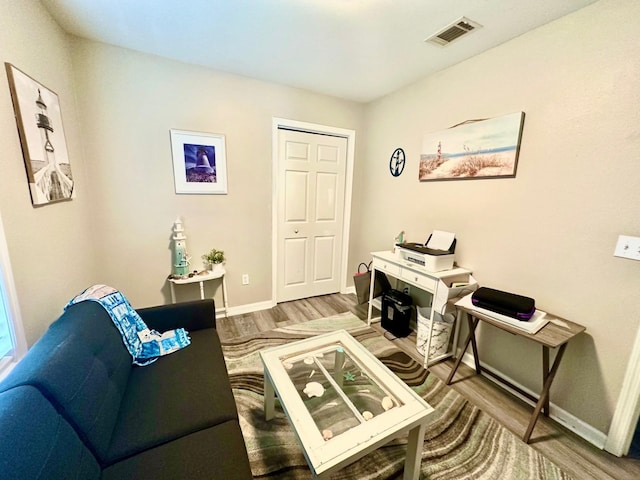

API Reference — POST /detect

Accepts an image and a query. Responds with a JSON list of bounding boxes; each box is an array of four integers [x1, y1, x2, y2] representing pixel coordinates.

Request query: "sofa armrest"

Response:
[[137, 299, 216, 332]]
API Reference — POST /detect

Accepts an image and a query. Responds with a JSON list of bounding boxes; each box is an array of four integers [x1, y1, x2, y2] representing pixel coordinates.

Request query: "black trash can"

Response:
[[381, 289, 412, 338]]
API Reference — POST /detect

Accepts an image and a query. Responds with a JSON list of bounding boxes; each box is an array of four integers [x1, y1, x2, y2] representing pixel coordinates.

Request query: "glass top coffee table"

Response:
[[260, 329, 433, 479]]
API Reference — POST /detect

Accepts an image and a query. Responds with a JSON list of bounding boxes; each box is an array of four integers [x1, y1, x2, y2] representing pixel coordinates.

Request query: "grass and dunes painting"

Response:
[[419, 112, 525, 181]]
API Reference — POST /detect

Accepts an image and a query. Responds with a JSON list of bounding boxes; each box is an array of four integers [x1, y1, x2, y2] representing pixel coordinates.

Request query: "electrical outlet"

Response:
[[614, 235, 640, 261], [403, 286, 410, 295], [242, 274, 249, 285]]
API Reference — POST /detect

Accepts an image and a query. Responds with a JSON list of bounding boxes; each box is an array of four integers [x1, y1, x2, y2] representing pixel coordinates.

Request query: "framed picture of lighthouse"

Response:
[[419, 111, 525, 182], [5, 63, 74, 206], [170, 129, 228, 194]]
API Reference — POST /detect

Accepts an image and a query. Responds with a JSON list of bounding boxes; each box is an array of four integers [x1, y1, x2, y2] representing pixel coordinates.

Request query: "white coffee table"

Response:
[[260, 330, 434, 479]]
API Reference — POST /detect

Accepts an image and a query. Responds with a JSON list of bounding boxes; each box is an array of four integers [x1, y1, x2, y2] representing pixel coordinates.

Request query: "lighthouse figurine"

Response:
[[172, 218, 190, 277]]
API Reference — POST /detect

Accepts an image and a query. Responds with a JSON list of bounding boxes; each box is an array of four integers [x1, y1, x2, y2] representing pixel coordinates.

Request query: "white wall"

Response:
[[0, 0, 96, 345], [355, 0, 640, 434], [70, 40, 365, 310]]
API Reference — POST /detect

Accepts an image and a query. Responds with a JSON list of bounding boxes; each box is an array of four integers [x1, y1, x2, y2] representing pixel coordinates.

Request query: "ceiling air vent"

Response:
[[425, 17, 482, 46]]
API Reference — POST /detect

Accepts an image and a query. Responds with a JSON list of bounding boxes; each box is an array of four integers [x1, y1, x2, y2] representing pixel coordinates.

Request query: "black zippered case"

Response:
[[471, 287, 536, 321]]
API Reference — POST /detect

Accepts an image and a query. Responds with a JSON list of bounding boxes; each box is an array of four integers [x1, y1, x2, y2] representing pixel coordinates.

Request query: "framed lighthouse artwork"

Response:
[[419, 112, 525, 182], [5, 63, 74, 206], [170, 129, 228, 194]]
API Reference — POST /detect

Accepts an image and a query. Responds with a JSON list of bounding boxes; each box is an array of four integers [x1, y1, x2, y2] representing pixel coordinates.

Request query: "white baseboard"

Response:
[[459, 352, 607, 449], [222, 300, 274, 317], [226, 288, 356, 318], [223, 287, 358, 318], [604, 325, 640, 456]]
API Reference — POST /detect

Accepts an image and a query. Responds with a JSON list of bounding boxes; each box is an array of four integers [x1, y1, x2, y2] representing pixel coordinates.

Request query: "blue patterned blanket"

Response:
[[65, 285, 190, 366]]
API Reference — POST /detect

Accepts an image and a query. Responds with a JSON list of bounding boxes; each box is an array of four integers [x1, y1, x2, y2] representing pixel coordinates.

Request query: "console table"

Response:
[[447, 301, 585, 443], [168, 267, 229, 317], [367, 251, 475, 366]]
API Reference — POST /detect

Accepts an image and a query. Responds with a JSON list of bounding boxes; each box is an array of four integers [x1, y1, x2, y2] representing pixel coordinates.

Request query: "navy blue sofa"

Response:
[[0, 299, 252, 479]]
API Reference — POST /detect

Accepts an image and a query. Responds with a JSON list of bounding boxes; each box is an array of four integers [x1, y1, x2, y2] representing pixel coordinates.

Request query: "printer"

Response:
[[396, 230, 456, 272]]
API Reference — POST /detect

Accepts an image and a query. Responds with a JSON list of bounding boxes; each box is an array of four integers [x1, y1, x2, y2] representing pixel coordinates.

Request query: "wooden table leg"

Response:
[[403, 422, 427, 480], [469, 316, 482, 374], [264, 372, 276, 421], [366, 267, 376, 325], [523, 343, 568, 443], [542, 346, 550, 416], [446, 316, 480, 385], [221, 274, 229, 318]]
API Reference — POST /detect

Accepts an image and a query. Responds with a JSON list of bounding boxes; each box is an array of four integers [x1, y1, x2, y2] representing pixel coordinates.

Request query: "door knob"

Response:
[[294, 229, 299, 234]]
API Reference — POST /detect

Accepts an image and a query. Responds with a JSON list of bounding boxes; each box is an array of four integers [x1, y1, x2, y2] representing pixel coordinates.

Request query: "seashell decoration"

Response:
[[303, 382, 325, 398], [303, 357, 314, 365], [283, 361, 293, 370], [322, 429, 333, 440], [381, 396, 394, 411], [362, 411, 374, 420]]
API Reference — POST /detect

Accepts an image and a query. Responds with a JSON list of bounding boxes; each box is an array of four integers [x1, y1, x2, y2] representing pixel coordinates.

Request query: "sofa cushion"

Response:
[[106, 327, 239, 463], [0, 385, 101, 480], [102, 419, 252, 480], [0, 301, 131, 462]]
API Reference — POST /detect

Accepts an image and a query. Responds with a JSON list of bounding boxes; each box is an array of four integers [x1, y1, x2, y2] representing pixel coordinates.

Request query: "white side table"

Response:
[[168, 267, 229, 317]]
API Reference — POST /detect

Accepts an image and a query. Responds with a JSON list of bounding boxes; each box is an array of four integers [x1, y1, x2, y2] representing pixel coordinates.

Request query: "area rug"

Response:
[[221, 313, 573, 479]]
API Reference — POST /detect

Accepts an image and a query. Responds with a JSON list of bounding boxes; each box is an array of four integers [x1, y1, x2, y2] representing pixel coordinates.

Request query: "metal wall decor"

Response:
[[389, 148, 406, 177]]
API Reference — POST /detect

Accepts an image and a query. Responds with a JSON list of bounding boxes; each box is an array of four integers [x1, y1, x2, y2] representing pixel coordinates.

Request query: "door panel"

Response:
[[315, 173, 337, 221], [318, 144, 339, 163], [277, 129, 347, 302], [314, 236, 335, 281], [286, 141, 310, 161], [285, 171, 308, 221], [284, 238, 307, 286]]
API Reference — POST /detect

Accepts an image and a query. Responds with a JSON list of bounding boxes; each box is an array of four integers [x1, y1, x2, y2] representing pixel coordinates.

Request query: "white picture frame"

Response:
[[170, 129, 228, 194]]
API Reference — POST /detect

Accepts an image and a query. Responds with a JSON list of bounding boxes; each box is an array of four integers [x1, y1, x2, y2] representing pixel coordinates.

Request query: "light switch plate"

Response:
[[614, 235, 640, 261]]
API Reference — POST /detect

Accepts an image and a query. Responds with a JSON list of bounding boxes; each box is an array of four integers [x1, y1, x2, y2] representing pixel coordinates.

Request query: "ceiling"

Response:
[[41, 0, 598, 103]]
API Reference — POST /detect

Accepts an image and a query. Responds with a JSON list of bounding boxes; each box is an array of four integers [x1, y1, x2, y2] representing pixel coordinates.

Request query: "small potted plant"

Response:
[[202, 248, 226, 274]]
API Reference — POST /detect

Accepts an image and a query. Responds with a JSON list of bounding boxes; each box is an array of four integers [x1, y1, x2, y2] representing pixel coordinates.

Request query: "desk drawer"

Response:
[[372, 258, 401, 277], [401, 268, 437, 291]]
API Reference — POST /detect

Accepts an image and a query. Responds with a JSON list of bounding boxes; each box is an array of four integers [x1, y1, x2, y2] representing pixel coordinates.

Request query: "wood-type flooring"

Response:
[[216, 293, 640, 480]]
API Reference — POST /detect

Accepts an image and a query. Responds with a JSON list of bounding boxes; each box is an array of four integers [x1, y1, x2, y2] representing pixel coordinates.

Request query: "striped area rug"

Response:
[[221, 312, 572, 479]]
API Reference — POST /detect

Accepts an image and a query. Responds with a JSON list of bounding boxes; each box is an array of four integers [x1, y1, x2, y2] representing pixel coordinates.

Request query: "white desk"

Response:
[[367, 251, 474, 366], [168, 267, 229, 317]]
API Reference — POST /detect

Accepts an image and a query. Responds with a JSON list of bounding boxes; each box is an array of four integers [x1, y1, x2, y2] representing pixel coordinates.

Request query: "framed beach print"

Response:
[[170, 129, 228, 194], [419, 111, 525, 181], [5, 63, 74, 206]]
